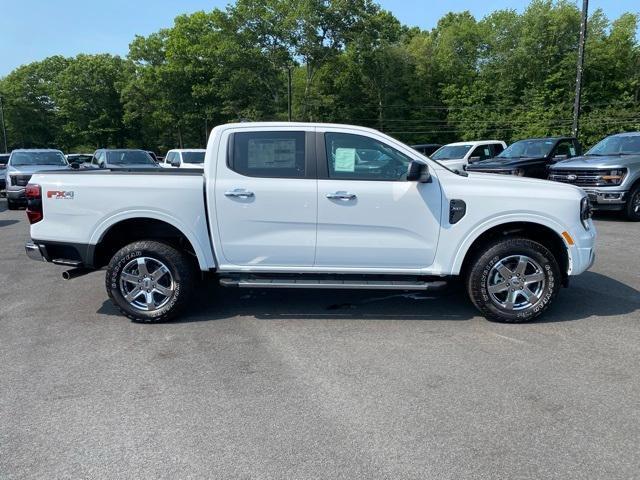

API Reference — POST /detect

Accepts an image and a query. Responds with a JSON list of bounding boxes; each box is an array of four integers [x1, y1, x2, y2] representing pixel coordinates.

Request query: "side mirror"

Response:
[[553, 154, 568, 161], [69, 162, 80, 170], [171, 158, 181, 168], [468, 156, 481, 162], [407, 161, 430, 183]]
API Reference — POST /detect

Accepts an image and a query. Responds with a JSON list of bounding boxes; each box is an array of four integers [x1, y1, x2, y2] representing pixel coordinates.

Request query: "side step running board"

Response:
[[220, 277, 447, 291]]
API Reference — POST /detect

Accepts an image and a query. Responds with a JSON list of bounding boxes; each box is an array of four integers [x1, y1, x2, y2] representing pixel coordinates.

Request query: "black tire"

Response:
[[466, 237, 561, 323], [106, 240, 196, 323], [7, 199, 18, 210], [625, 184, 640, 221]]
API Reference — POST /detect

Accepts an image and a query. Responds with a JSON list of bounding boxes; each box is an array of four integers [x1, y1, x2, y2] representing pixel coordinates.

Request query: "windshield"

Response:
[[182, 151, 205, 164], [67, 154, 93, 163], [11, 151, 67, 166], [0, 155, 9, 165], [497, 139, 556, 160], [431, 145, 472, 161], [586, 135, 640, 156], [106, 150, 155, 165]]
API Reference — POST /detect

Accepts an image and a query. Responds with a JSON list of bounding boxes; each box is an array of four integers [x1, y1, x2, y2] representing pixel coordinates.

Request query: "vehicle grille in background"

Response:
[[10, 175, 32, 187], [548, 170, 609, 187]]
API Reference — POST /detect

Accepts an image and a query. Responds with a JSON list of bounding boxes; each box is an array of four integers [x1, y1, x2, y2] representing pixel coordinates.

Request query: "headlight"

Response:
[[580, 196, 593, 229], [600, 168, 627, 185], [511, 168, 525, 176]]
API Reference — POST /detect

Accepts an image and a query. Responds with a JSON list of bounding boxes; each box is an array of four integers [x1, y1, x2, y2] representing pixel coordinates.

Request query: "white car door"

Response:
[[214, 127, 317, 267], [316, 129, 442, 269]]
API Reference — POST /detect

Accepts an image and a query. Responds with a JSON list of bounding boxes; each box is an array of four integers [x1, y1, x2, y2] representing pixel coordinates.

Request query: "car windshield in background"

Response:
[[67, 154, 93, 164], [107, 150, 155, 165], [182, 151, 205, 164], [497, 139, 555, 159], [11, 151, 67, 166], [0, 155, 10, 165], [431, 145, 472, 160], [586, 136, 640, 156]]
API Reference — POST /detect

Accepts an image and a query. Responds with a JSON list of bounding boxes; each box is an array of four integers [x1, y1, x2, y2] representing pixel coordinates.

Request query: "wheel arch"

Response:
[[456, 220, 571, 284], [90, 213, 214, 270]]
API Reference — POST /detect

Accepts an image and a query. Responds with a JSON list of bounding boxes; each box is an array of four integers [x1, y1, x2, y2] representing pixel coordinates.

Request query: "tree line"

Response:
[[1, 0, 639, 153]]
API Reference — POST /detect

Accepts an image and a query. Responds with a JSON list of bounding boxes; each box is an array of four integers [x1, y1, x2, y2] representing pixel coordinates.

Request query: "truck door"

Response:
[[214, 128, 317, 267], [315, 129, 441, 269]]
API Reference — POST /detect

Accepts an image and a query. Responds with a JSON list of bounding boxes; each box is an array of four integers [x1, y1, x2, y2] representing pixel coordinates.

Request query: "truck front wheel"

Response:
[[625, 184, 640, 221], [106, 240, 196, 323], [466, 238, 561, 323]]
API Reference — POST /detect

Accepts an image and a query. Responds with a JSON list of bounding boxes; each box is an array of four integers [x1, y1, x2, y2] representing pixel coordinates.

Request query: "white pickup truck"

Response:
[[24, 122, 596, 323]]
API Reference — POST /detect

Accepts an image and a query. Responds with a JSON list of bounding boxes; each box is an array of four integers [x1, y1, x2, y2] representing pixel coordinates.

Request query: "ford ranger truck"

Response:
[[24, 123, 596, 323], [548, 132, 640, 221]]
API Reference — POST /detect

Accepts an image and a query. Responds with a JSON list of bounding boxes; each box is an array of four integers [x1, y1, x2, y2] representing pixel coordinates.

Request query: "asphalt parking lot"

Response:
[[1, 199, 639, 480]]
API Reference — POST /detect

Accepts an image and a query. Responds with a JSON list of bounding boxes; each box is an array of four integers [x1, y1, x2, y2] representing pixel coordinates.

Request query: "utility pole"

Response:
[[287, 66, 292, 122], [572, 0, 589, 138], [0, 95, 7, 153]]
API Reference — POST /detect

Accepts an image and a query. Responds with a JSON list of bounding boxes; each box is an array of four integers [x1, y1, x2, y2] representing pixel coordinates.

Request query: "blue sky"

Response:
[[1, 0, 638, 76]]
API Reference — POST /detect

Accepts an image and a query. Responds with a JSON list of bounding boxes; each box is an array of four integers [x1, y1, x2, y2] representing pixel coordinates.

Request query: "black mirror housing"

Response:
[[407, 161, 430, 182], [171, 159, 181, 167]]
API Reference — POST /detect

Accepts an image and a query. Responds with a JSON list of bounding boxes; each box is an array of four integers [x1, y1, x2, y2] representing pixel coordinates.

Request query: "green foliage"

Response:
[[0, 0, 638, 152]]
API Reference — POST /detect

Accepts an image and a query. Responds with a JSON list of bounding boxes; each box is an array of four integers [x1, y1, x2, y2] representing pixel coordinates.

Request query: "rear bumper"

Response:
[[25, 240, 93, 267], [25, 242, 47, 262]]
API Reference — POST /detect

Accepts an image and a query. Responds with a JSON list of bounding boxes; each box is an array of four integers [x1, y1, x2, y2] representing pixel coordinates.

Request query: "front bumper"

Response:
[[7, 187, 26, 201], [582, 188, 627, 209], [568, 222, 597, 276]]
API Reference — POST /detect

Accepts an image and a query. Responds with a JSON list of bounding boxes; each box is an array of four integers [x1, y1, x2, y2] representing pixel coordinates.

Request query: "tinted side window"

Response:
[[231, 131, 306, 178], [492, 144, 505, 156], [324, 132, 412, 181], [554, 140, 576, 158], [470, 145, 492, 160]]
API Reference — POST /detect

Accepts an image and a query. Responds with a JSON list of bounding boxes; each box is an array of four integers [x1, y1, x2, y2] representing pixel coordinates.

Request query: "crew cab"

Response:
[[548, 132, 640, 221], [24, 123, 596, 324], [160, 149, 206, 169], [430, 140, 506, 171], [466, 137, 581, 178]]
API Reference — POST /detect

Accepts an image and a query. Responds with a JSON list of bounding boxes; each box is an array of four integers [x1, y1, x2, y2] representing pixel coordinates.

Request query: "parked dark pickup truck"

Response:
[[466, 137, 581, 178]]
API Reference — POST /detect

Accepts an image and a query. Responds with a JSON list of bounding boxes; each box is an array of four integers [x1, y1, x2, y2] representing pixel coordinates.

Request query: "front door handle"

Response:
[[225, 188, 255, 198], [326, 191, 357, 201]]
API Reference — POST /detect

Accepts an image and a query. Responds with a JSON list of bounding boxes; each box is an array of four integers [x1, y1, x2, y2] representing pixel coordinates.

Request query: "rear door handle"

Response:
[[326, 191, 357, 201], [225, 188, 255, 198]]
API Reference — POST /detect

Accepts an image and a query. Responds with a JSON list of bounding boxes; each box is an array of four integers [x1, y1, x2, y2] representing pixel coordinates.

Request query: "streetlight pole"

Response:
[[0, 95, 8, 153], [572, 0, 589, 138], [287, 66, 292, 122]]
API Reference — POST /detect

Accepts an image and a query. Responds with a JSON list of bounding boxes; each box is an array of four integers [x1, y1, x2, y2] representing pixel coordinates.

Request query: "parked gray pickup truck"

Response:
[[548, 132, 640, 221]]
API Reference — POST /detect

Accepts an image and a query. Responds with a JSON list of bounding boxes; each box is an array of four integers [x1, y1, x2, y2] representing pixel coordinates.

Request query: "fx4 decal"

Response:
[[47, 190, 74, 199]]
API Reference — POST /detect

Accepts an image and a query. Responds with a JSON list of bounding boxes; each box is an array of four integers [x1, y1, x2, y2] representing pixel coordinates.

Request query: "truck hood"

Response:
[[466, 156, 545, 170], [550, 154, 640, 170], [7, 164, 71, 175], [465, 170, 584, 197]]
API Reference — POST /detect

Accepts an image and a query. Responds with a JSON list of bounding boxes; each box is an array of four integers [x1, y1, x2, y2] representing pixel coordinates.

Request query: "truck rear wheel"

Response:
[[466, 237, 561, 323], [106, 240, 196, 323]]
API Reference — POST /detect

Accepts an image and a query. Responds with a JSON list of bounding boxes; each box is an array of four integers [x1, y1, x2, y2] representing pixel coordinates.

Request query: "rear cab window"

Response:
[[229, 131, 310, 178]]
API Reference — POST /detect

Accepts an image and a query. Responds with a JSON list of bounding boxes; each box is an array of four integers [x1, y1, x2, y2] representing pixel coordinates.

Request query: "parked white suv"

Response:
[[24, 123, 595, 324], [161, 149, 206, 169], [431, 140, 507, 171]]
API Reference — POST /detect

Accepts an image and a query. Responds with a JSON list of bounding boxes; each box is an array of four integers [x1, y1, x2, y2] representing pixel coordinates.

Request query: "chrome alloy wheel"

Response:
[[486, 255, 545, 311], [633, 191, 640, 214], [119, 257, 175, 311]]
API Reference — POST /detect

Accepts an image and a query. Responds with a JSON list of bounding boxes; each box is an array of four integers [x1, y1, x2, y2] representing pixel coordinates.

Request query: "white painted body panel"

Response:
[[29, 122, 595, 278]]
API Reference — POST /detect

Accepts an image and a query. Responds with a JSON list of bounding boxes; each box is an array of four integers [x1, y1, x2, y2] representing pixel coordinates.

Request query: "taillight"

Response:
[[25, 184, 43, 224]]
